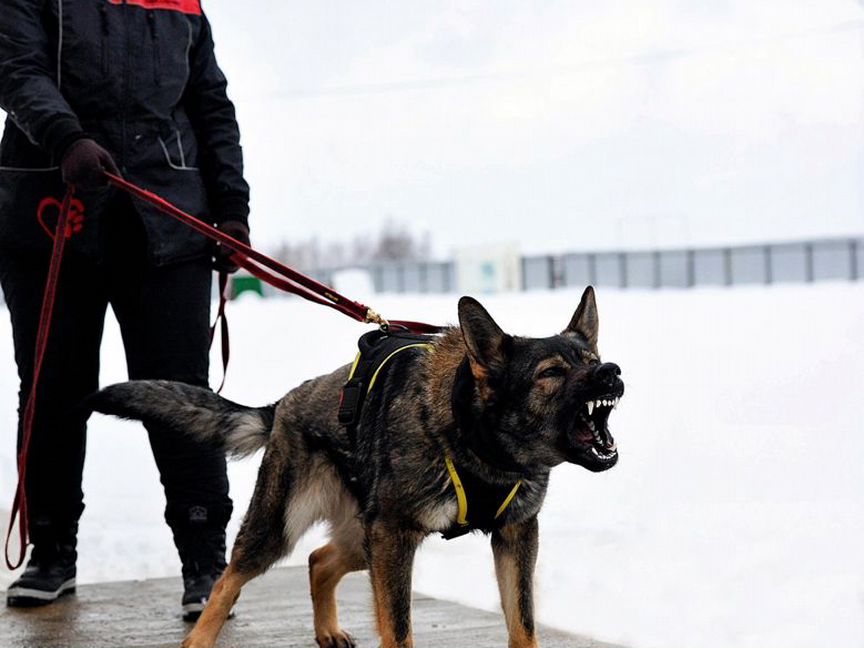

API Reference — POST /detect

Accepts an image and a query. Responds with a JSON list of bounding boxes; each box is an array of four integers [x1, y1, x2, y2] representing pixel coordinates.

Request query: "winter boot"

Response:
[[170, 504, 229, 621], [7, 520, 77, 607]]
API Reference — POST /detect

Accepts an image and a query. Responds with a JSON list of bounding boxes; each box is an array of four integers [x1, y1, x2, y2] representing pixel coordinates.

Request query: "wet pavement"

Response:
[[0, 566, 627, 647]]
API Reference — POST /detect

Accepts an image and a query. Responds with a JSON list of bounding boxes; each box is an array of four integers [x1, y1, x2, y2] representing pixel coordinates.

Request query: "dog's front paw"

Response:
[[315, 629, 357, 648], [180, 632, 213, 648]]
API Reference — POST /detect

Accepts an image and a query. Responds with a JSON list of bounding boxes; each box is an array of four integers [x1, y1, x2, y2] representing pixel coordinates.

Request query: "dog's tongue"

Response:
[[574, 429, 594, 444]]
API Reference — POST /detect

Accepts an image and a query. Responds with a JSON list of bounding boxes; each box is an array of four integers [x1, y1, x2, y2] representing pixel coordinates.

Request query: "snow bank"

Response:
[[1, 283, 862, 648]]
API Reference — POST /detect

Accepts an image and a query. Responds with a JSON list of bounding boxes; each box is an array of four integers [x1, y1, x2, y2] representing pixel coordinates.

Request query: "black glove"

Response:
[[60, 138, 120, 191], [214, 220, 250, 274]]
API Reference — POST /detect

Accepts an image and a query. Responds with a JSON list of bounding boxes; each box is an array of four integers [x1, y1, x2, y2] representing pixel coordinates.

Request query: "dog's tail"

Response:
[[86, 380, 276, 458]]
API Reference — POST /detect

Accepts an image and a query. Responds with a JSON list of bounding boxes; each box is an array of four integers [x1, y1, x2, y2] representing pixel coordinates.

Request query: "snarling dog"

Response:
[[88, 286, 624, 648]]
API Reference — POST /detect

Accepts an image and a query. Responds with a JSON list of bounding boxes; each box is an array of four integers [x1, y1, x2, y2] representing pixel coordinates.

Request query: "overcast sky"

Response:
[[209, 0, 864, 256], [6, 1, 864, 256]]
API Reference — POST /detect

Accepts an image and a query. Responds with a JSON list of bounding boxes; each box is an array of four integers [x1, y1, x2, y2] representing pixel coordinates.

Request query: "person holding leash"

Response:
[[0, 0, 250, 619]]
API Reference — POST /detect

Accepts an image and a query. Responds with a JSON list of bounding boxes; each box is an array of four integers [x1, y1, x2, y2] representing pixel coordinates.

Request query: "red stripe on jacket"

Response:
[[107, 0, 202, 16]]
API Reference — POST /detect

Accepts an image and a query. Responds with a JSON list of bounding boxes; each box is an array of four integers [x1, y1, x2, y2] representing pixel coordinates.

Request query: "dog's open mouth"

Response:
[[569, 394, 621, 469]]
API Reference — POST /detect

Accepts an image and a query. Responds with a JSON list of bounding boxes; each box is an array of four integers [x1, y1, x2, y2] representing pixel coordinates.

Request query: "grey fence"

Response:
[[356, 237, 861, 293], [522, 238, 861, 290], [370, 262, 456, 294], [4, 237, 859, 307], [292, 262, 456, 297]]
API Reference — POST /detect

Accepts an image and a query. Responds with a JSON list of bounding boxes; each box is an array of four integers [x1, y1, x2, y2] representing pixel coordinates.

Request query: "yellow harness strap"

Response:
[[368, 343, 434, 391], [347, 342, 434, 384], [347, 351, 363, 380], [445, 456, 470, 526], [445, 455, 523, 528], [495, 480, 523, 519]]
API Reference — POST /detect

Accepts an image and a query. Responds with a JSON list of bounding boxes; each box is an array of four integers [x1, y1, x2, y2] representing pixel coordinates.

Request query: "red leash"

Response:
[[4, 175, 442, 570], [105, 173, 442, 334], [5, 186, 75, 570]]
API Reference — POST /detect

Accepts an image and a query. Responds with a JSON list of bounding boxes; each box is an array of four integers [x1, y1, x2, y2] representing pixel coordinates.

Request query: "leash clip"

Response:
[[365, 307, 390, 331]]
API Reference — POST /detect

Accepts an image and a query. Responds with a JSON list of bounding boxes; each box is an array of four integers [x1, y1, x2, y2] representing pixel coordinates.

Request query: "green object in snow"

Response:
[[232, 275, 264, 297]]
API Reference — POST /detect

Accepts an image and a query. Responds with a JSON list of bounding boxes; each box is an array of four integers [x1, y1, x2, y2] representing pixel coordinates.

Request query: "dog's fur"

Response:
[[88, 286, 624, 648]]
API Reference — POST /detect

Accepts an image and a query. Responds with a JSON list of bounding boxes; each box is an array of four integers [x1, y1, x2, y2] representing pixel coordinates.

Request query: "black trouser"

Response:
[[0, 196, 231, 554]]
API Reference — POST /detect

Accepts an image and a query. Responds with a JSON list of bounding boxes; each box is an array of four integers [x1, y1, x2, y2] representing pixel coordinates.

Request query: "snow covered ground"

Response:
[[1, 283, 862, 648]]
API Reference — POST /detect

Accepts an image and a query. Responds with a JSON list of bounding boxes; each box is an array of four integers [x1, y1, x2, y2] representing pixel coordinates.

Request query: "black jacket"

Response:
[[0, 0, 249, 264]]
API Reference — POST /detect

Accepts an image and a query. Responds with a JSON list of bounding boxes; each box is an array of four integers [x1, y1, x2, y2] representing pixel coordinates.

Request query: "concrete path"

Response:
[[0, 566, 626, 647]]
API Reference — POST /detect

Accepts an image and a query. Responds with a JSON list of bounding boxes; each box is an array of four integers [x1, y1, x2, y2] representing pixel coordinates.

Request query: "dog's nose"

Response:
[[594, 363, 621, 385]]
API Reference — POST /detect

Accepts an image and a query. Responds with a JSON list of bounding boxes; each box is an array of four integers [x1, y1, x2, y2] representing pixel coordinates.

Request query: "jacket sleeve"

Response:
[[183, 13, 250, 227], [0, 0, 85, 158]]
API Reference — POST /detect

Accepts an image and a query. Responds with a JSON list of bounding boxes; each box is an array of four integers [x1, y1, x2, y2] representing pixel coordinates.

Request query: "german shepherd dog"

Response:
[[88, 286, 624, 648]]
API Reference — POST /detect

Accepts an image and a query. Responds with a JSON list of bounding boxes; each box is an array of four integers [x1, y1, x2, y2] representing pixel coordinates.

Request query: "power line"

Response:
[[252, 18, 864, 101]]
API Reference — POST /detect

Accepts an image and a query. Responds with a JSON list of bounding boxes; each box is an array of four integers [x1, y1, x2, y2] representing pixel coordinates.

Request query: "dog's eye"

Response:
[[538, 366, 567, 380]]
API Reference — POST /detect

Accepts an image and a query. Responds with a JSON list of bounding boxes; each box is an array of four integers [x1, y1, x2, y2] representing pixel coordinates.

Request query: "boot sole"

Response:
[[182, 602, 235, 622], [7, 578, 76, 607], [182, 600, 206, 621]]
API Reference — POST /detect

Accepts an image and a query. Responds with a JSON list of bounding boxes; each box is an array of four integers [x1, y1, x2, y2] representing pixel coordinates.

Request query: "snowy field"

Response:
[[1, 283, 862, 648]]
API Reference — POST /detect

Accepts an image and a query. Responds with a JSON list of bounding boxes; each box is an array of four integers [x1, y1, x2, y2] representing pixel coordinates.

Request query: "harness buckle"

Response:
[[338, 381, 365, 426]]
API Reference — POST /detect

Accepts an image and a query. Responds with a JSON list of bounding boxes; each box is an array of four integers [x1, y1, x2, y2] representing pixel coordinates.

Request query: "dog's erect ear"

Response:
[[458, 296, 507, 378], [564, 286, 599, 352]]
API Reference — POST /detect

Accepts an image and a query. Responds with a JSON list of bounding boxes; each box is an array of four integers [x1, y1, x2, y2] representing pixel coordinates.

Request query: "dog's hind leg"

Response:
[[309, 541, 365, 648], [366, 520, 423, 648], [182, 440, 298, 648], [491, 517, 540, 648], [181, 563, 253, 648]]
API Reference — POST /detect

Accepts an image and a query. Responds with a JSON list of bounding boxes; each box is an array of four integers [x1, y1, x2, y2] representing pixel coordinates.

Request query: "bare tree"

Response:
[[272, 220, 431, 270]]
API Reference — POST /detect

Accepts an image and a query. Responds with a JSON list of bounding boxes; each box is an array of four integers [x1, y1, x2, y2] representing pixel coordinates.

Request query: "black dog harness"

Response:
[[337, 329, 436, 433], [338, 330, 522, 540]]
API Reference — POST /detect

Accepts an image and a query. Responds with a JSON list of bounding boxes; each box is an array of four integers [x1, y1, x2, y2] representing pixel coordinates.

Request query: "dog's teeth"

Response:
[[591, 446, 616, 461], [587, 401, 594, 416]]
